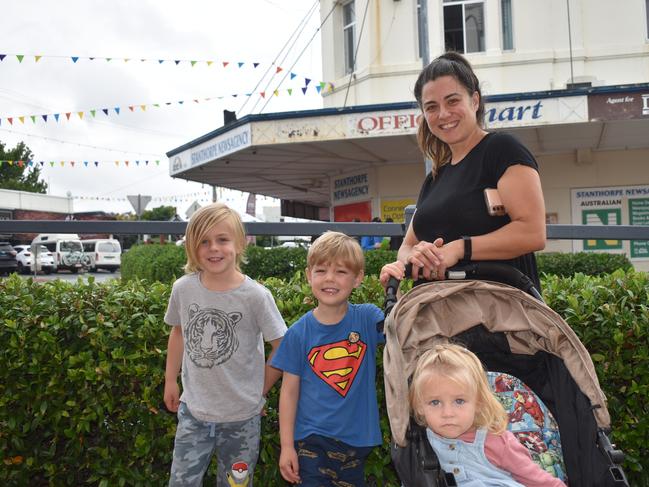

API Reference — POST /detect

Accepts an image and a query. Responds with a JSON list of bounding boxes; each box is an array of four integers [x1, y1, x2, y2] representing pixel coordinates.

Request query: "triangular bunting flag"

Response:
[[30, 116, 36, 123], [71, 57, 79, 63], [49, 161, 55, 167], [7, 118, 12, 125], [42, 115, 48, 122], [238, 62, 244, 68], [54, 114, 59, 122], [305, 78, 311, 86], [7, 161, 13, 166], [65, 113, 71, 120], [232, 94, 238, 98], [40, 161, 44, 166], [140, 105, 147, 111], [90, 110, 96, 117], [260, 91, 266, 98], [276, 66, 283, 74], [77, 112, 84, 120], [174, 60, 180, 65], [35, 55, 42, 62], [288, 88, 293, 95], [206, 60, 213, 66], [190, 60, 197, 66], [70, 161, 75, 167], [0, 55, 5, 61], [60, 161, 65, 167], [83, 161, 89, 167], [89, 57, 95, 61], [253, 62, 259, 68], [16, 55, 24, 63], [320, 81, 326, 89], [94, 161, 99, 167], [19, 116, 25, 124], [129, 106, 135, 112], [124, 58, 130, 63], [135, 160, 140, 166], [222, 61, 229, 67], [106, 58, 112, 62], [301, 87, 308, 95], [158, 59, 164, 64], [102, 109, 109, 116], [290, 72, 297, 80], [17, 161, 24, 168], [145, 160, 149, 165], [155, 160, 160, 166], [316, 85, 322, 94], [114, 107, 120, 114], [273, 89, 279, 97], [115, 161, 119, 166], [125, 161, 129, 167]]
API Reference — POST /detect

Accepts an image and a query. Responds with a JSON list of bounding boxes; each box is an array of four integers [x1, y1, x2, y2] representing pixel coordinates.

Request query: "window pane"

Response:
[[343, 1, 355, 26], [465, 3, 484, 53], [444, 4, 464, 52], [646, 0, 649, 38], [344, 26, 355, 73], [501, 0, 513, 50]]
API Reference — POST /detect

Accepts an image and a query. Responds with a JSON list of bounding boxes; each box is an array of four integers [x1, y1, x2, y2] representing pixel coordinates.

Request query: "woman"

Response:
[[380, 52, 545, 290]]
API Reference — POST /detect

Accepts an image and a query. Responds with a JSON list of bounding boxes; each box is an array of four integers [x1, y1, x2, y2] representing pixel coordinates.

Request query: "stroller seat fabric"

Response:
[[487, 371, 567, 482]]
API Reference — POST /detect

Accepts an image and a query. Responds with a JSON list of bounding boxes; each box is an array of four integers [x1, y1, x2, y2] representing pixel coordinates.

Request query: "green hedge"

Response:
[[1, 271, 648, 485], [537, 251, 632, 277], [121, 244, 635, 283]]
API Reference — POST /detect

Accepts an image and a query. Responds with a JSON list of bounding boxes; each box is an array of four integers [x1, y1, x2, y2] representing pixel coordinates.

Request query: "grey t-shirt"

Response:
[[164, 273, 286, 423]]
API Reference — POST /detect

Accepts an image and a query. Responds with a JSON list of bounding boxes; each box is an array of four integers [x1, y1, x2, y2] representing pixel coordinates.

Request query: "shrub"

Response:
[[121, 244, 185, 283], [2, 270, 648, 485], [537, 251, 632, 277], [242, 246, 307, 280]]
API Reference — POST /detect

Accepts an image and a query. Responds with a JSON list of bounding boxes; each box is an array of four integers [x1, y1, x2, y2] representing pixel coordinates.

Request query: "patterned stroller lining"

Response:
[[383, 278, 628, 487], [487, 371, 566, 482]]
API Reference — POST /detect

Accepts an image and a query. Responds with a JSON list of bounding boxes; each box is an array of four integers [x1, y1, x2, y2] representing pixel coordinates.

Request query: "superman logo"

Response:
[[308, 336, 366, 397]]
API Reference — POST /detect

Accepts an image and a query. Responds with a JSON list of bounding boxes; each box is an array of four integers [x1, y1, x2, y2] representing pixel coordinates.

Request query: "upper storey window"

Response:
[[343, 1, 356, 74], [443, 0, 485, 53]]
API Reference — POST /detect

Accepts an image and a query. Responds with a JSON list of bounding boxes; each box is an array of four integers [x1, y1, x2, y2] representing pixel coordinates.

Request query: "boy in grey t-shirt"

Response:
[[164, 203, 286, 487]]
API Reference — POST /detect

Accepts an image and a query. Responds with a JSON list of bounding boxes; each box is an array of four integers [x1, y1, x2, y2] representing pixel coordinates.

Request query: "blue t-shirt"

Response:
[[271, 303, 385, 447], [360, 236, 383, 251]]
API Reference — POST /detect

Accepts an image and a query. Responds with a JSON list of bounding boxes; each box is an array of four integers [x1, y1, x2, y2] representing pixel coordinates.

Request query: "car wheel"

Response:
[[71, 268, 79, 274]]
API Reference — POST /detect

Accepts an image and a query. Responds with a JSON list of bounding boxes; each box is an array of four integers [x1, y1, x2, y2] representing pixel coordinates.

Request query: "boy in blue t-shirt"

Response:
[[271, 231, 384, 486]]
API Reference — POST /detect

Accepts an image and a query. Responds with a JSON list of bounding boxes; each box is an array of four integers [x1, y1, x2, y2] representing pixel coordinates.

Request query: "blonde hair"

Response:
[[183, 202, 247, 274], [409, 343, 508, 435], [307, 231, 364, 275]]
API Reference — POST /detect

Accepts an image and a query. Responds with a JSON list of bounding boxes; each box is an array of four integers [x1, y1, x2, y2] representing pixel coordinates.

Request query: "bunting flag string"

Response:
[[0, 159, 161, 168], [0, 52, 317, 82], [70, 190, 215, 204], [0, 82, 333, 127]]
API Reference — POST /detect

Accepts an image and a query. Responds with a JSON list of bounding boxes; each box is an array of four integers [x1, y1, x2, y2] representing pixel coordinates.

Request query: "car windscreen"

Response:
[[98, 242, 120, 252], [60, 241, 83, 252]]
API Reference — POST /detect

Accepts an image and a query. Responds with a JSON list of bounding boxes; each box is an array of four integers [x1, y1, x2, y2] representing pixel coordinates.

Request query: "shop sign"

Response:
[[332, 172, 371, 203], [588, 91, 649, 121], [571, 185, 649, 259], [381, 199, 416, 223], [485, 96, 587, 129]]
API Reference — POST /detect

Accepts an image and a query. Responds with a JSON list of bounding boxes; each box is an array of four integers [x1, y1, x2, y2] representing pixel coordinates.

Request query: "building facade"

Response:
[[167, 0, 649, 268]]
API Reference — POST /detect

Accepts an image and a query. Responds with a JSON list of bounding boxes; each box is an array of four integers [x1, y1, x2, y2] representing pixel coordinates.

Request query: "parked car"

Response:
[[0, 242, 18, 275], [13, 244, 55, 274], [81, 239, 122, 272]]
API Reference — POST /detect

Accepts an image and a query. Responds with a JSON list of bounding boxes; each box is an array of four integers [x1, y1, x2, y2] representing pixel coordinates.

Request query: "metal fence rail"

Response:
[[0, 220, 648, 240]]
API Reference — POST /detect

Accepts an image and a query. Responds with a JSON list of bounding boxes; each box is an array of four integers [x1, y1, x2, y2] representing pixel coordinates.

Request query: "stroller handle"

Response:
[[384, 262, 543, 318]]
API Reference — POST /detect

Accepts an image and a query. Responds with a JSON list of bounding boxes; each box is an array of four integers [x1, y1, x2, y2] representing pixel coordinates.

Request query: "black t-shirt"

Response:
[[412, 132, 541, 289]]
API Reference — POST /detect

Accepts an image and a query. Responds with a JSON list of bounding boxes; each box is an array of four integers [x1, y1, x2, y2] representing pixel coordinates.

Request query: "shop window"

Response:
[[443, 0, 485, 53], [501, 0, 513, 50], [342, 1, 356, 74]]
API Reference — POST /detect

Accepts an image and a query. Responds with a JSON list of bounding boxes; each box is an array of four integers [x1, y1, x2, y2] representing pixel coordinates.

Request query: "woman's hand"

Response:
[[408, 238, 446, 281]]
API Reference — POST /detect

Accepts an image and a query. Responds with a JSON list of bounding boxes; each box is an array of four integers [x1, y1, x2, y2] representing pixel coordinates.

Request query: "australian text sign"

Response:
[[332, 172, 371, 203]]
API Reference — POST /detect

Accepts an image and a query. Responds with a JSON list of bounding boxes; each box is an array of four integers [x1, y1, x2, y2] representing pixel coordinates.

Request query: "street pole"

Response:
[[420, 0, 430, 67]]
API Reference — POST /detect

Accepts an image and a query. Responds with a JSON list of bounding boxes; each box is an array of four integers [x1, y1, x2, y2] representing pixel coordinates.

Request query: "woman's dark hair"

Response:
[[414, 51, 485, 175]]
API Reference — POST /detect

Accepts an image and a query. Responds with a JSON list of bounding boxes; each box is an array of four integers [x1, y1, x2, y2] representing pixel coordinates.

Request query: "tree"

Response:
[[140, 205, 178, 221], [0, 141, 48, 193]]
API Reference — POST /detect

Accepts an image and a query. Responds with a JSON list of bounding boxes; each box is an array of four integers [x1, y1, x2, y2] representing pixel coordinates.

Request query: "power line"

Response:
[[258, 2, 336, 114]]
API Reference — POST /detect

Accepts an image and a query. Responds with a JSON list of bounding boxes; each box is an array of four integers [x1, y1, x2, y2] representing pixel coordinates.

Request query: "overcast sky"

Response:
[[0, 0, 324, 218]]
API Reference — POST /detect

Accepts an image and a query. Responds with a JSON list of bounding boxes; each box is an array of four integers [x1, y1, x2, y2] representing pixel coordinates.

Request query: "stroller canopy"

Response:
[[383, 279, 610, 447]]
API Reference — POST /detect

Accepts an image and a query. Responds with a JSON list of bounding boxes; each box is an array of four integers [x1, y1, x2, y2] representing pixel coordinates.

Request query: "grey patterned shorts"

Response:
[[169, 402, 261, 487]]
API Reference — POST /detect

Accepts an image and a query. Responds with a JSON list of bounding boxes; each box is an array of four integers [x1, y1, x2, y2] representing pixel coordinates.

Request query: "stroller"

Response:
[[382, 263, 629, 487]]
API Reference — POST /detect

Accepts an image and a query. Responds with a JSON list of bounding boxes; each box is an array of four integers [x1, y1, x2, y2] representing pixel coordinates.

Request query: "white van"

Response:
[[31, 234, 87, 273], [81, 239, 122, 272]]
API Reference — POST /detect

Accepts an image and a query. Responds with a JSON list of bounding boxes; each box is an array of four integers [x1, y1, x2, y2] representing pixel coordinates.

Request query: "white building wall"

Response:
[[321, 0, 649, 106], [0, 189, 73, 214]]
